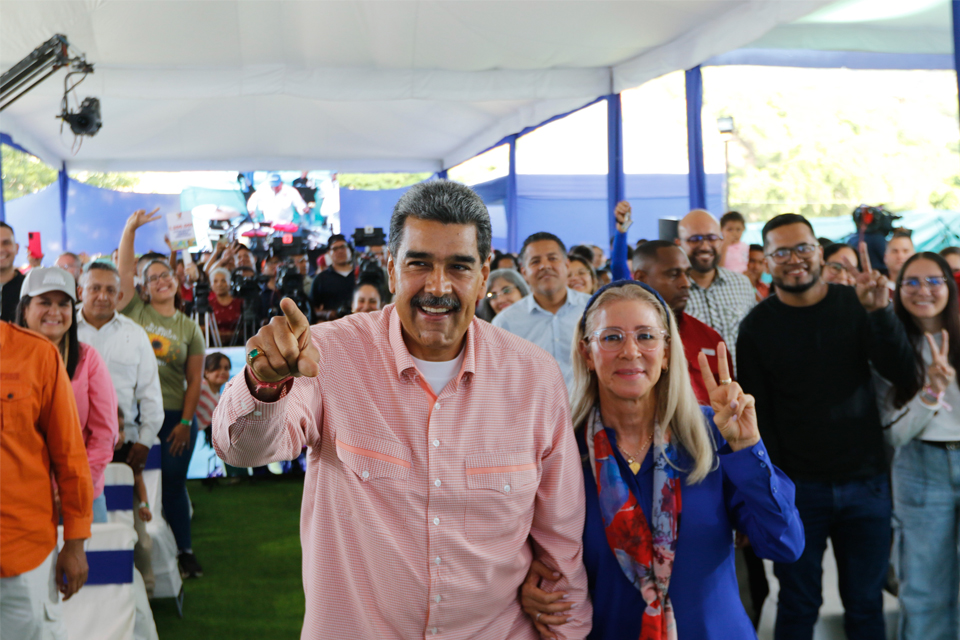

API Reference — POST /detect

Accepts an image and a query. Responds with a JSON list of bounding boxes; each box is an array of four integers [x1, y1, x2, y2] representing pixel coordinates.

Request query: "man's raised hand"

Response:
[[614, 200, 633, 233], [246, 298, 320, 383], [854, 240, 890, 312]]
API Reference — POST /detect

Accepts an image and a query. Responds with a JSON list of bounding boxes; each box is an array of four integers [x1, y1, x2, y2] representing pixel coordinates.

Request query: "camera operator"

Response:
[[209, 268, 242, 345], [309, 234, 355, 321], [260, 240, 313, 325]]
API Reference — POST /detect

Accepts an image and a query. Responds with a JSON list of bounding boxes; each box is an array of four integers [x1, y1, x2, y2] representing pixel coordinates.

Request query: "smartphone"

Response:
[[27, 232, 42, 259]]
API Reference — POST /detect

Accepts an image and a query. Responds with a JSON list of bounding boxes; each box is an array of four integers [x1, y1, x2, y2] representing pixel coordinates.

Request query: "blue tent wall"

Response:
[[66, 180, 180, 256], [5, 182, 63, 264]]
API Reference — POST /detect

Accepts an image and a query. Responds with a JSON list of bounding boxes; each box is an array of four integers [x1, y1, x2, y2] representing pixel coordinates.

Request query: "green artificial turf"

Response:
[[152, 476, 305, 639]]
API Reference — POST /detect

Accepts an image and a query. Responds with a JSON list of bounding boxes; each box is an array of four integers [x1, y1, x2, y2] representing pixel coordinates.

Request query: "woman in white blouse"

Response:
[[876, 251, 959, 640]]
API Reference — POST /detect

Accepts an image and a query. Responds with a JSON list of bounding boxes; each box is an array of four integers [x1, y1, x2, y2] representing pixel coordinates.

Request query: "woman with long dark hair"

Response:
[[119, 208, 206, 579], [876, 251, 960, 639], [15, 267, 118, 524]]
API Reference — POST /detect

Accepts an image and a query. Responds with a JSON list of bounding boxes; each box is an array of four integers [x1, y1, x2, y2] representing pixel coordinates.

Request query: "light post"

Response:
[[717, 116, 734, 213]]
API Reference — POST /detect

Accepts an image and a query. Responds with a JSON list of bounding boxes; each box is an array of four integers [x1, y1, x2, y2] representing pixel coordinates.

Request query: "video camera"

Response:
[[852, 205, 902, 236], [352, 226, 386, 248], [267, 236, 312, 322]]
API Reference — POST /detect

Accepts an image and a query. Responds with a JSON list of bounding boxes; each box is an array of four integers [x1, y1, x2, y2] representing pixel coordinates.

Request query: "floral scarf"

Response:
[[586, 406, 682, 640]]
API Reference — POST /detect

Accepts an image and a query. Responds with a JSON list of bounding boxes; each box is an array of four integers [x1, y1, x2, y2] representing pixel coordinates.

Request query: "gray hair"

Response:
[[79, 260, 120, 286], [211, 267, 232, 285], [389, 180, 491, 261], [487, 268, 530, 297]]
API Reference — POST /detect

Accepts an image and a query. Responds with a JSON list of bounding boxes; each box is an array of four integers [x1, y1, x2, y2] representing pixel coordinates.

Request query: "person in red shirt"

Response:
[[629, 240, 733, 405]]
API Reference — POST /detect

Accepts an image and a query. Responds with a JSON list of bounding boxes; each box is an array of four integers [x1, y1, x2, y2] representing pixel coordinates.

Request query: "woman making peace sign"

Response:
[[874, 252, 960, 639], [521, 280, 804, 640]]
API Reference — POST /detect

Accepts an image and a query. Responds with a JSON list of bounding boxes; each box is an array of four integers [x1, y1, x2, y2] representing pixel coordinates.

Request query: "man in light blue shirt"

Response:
[[492, 232, 590, 392]]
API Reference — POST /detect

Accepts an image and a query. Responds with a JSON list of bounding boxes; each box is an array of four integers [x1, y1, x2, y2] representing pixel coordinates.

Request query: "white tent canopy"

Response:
[[0, 0, 843, 172]]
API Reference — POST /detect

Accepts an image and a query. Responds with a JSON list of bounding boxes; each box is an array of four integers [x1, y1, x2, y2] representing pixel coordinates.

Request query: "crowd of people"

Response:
[[2, 177, 960, 640]]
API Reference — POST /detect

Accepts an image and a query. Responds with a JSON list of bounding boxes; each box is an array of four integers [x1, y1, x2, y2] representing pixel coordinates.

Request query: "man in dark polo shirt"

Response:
[[310, 234, 355, 321], [0, 222, 26, 322]]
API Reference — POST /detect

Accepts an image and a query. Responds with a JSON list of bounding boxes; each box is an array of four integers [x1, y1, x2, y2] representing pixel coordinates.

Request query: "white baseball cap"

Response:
[[20, 267, 77, 302]]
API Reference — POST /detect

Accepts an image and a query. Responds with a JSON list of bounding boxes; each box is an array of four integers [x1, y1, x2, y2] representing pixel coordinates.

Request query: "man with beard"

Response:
[[0, 222, 25, 322], [736, 214, 914, 640], [678, 209, 755, 374], [310, 234, 356, 320], [492, 232, 591, 392], [212, 180, 591, 640]]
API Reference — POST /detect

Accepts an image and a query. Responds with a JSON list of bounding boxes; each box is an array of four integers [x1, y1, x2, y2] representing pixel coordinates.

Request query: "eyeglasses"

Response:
[[766, 243, 817, 264], [587, 327, 668, 352], [902, 276, 947, 292], [487, 285, 515, 300], [824, 262, 852, 274], [682, 234, 722, 245], [146, 272, 174, 285]]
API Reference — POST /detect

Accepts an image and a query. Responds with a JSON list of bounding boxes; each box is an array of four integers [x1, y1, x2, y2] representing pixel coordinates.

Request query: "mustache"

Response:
[[411, 292, 461, 312]]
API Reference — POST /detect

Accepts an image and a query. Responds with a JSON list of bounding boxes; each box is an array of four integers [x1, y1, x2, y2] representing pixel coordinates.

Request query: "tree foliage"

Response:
[[1, 145, 58, 201], [338, 172, 432, 191]]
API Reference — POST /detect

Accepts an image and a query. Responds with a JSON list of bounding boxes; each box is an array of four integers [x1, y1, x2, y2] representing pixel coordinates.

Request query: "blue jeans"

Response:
[[893, 440, 960, 640], [92, 492, 107, 523], [158, 410, 198, 552], [774, 473, 891, 640]]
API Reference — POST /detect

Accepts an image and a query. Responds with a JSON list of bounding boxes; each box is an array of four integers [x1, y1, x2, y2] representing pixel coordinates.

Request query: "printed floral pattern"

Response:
[[587, 407, 680, 640]]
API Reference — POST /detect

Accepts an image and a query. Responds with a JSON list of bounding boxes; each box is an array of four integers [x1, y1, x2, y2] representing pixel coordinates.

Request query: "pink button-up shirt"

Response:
[[213, 305, 591, 639], [73, 342, 119, 499]]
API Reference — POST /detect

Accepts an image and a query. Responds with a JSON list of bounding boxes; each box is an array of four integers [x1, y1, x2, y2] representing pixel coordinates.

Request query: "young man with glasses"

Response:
[[677, 209, 756, 375], [736, 213, 914, 640]]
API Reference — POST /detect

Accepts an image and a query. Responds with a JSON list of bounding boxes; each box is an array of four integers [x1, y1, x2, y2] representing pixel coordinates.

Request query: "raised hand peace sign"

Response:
[[925, 330, 955, 396], [854, 240, 891, 312], [697, 342, 760, 452]]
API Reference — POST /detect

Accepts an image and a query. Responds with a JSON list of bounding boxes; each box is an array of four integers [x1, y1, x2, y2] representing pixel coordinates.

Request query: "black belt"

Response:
[[920, 440, 960, 451]]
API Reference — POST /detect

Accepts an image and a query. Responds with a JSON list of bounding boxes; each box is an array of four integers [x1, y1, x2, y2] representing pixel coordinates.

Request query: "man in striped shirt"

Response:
[[213, 180, 591, 639]]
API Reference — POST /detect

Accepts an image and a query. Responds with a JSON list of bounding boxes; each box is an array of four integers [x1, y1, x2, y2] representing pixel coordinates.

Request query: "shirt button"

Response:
[[430, 628, 438, 635], [252, 410, 262, 417], [759, 462, 766, 469], [433, 439, 440, 448], [504, 484, 511, 492], [434, 479, 442, 488], [434, 403, 440, 411], [758, 450, 765, 457], [434, 556, 441, 565], [361, 470, 370, 479], [435, 595, 441, 603], [772, 486, 778, 493], [433, 517, 440, 525]]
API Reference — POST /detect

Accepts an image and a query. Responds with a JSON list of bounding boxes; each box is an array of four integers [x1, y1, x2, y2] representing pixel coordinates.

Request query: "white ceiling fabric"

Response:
[[0, 0, 915, 173]]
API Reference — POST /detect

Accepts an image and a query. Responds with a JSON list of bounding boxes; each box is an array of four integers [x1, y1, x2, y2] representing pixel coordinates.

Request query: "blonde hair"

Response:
[[570, 283, 715, 483]]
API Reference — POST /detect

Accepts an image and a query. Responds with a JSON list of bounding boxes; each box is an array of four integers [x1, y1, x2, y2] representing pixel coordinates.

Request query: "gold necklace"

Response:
[[616, 433, 654, 474]]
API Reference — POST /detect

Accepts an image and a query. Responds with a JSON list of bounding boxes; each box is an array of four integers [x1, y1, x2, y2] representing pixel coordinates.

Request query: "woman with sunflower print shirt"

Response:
[[118, 208, 206, 579]]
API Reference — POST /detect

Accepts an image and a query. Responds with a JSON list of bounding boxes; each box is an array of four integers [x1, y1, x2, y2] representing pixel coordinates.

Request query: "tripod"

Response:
[[192, 305, 222, 349], [228, 297, 261, 347]]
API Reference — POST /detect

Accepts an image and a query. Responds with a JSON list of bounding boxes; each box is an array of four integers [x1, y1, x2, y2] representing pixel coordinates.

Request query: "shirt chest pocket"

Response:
[[335, 432, 411, 488], [464, 452, 539, 543], [1, 383, 35, 433], [110, 346, 140, 378]]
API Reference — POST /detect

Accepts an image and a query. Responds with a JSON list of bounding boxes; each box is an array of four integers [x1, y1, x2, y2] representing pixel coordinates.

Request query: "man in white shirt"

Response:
[[246, 173, 309, 226], [76, 261, 164, 471], [492, 232, 590, 391]]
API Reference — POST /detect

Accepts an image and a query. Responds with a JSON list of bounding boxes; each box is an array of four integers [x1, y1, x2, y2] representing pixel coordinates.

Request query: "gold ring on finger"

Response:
[[720, 378, 733, 385], [247, 348, 261, 365]]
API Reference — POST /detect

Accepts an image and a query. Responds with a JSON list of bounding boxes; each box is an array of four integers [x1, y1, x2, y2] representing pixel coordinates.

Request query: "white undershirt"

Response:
[[412, 349, 465, 396]]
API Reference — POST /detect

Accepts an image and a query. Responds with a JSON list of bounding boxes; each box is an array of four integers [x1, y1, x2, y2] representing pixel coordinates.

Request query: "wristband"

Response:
[[138, 502, 149, 510], [922, 386, 953, 412], [245, 366, 293, 400], [180, 418, 192, 427]]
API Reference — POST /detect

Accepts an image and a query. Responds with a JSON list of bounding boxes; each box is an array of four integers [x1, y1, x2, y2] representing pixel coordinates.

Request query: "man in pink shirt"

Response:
[[213, 180, 591, 639]]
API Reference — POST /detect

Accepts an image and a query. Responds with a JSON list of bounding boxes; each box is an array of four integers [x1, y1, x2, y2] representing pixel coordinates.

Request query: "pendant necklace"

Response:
[[616, 432, 654, 474]]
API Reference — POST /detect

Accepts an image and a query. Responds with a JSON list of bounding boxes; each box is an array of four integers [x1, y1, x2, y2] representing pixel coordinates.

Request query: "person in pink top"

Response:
[[15, 267, 119, 523], [720, 211, 749, 274], [213, 180, 591, 640]]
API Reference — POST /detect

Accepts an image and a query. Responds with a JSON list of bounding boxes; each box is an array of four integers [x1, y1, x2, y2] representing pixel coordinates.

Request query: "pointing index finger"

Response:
[[280, 298, 310, 338]]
